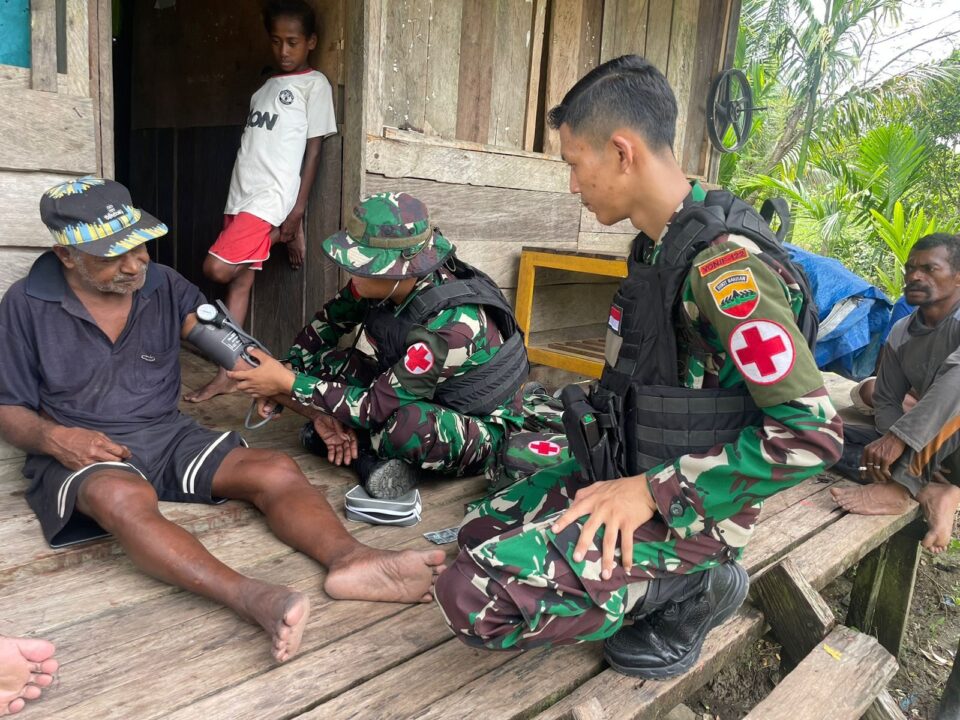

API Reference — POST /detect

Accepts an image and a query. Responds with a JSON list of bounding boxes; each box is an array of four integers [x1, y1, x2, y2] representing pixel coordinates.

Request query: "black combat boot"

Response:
[[354, 448, 419, 499], [603, 562, 750, 679]]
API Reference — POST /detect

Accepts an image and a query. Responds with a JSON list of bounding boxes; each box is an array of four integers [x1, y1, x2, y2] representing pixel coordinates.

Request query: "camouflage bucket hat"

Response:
[[322, 192, 455, 279]]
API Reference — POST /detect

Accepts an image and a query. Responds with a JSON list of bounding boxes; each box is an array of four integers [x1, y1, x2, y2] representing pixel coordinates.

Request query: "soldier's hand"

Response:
[[862, 432, 906, 484], [551, 474, 657, 580], [48, 426, 132, 471], [228, 349, 296, 397], [313, 415, 358, 466]]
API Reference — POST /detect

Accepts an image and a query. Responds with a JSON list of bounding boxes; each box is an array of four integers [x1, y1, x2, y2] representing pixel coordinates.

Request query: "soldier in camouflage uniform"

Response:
[[229, 192, 563, 498], [433, 55, 843, 680]]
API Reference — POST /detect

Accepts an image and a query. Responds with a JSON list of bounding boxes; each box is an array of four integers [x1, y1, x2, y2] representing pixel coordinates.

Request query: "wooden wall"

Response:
[[349, 0, 740, 347], [0, 0, 113, 300], [126, 0, 346, 355]]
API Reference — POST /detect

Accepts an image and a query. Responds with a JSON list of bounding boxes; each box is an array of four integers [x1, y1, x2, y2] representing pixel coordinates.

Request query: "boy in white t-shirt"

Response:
[[187, 0, 337, 402]]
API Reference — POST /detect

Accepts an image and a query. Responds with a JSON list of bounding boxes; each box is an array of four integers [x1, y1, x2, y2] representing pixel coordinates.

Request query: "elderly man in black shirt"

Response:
[[0, 177, 444, 663]]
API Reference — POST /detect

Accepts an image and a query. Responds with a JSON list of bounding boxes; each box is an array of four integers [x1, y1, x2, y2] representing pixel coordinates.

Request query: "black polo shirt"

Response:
[[0, 252, 205, 436]]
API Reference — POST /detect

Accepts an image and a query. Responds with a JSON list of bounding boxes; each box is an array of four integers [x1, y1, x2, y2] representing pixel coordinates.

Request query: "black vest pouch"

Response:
[[625, 384, 764, 475]]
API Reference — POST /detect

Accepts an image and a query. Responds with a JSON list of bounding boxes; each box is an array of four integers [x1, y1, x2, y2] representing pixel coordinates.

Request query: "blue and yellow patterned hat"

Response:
[[40, 176, 168, 257]]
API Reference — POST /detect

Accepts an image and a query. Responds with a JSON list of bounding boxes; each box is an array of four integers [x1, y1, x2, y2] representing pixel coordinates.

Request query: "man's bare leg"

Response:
[[213, 448, 446, 602], [0, 636, 57, 716], [185, 258, 256, 403], [916, 477, 960, 554], [77, 470, 308, 662], [830, 482, 914, 515]]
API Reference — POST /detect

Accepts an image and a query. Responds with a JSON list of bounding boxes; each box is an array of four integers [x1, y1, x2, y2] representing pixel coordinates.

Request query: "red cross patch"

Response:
[[728, 320, 795, 385], [403, 342, 435, 375], [528, 439, 562, 456]]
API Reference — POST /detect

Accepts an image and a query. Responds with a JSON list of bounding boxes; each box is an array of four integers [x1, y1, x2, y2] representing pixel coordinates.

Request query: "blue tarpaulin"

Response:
[[786, 243, 893, 380]]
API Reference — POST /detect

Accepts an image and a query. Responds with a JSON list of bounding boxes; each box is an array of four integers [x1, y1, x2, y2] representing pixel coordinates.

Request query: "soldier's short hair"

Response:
[[263, 0, 317, 37], [911, 233, 960, 272], [547, 54, 677, 152]]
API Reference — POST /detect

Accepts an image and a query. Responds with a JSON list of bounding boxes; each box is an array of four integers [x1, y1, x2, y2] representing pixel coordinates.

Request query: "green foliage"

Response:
[[726, 2, 960, 295]]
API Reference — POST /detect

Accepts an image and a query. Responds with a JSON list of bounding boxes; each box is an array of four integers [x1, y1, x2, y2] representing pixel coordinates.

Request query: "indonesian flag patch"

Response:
[[528, 439, 562, 456], [729, 320, 796, 385], [403, 342, 435, 375], [608, 303, 623, 334]]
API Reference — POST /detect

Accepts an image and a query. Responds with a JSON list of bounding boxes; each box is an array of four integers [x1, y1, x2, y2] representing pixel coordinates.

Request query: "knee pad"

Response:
[[187, 301, 269, 370]]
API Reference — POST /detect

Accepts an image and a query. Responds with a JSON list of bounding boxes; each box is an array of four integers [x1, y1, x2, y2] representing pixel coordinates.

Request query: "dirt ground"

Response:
[[688, 517, 960, 719]]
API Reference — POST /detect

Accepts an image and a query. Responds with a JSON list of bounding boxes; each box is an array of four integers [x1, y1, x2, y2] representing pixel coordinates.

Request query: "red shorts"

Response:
[[208, 213, 274, 270]]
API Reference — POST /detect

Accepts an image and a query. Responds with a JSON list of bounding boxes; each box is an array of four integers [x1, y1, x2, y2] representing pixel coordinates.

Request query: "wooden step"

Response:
[[743, 626, 898, 720]]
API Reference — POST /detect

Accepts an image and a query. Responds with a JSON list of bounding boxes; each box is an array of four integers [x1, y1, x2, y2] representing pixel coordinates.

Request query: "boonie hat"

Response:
[[40, 176, 168, 257], [322, 192, 454, 279]]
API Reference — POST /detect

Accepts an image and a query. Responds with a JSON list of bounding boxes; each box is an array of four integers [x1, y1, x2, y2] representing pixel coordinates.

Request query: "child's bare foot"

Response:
[[240, 584, 310, 663], [287, 222, 305, 270], [183, 368, 237, 403], [830, 482, 914, 515], [916, 481, 960, 554], [0, 635, 58, 716], [325, 547, 446, 604]]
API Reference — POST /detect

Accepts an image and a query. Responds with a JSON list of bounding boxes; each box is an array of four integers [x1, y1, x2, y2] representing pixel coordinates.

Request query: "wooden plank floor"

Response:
[[0, 351, 917, 719]]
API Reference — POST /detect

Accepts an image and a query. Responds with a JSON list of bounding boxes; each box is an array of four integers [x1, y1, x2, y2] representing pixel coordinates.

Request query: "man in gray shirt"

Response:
[[832, 233, 960, 554], [0, 178, 445, 664]]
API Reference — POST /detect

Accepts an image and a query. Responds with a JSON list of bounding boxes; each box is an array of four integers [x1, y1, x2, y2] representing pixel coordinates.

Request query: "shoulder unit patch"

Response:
[[697, 247, 749, 277], [708, 268, 760, 319]]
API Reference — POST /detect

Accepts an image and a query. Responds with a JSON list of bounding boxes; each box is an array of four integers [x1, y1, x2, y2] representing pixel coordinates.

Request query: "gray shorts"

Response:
[[23, 414, 246, 548]]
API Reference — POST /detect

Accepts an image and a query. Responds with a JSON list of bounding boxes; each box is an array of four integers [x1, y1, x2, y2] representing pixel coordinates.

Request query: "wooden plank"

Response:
[[93, 0, 113, 177], [665, 0, 699, 162], [362, 175, 583, 268], [751, 557, 835, 667], [0, 171, 79, 248], [681, 0, 726, 177], [454, 239, 579, 289], [644, 0, 674, 73], [455, 0, 496, 144], [160, 604, 456, 720], [384, 126, 558, 160], [788, 503, 920, 591], [541, 0, 603, 156], [380, 0, 431, 132], [487, 0, 533, 148], [64, 0, 89, 97], [343, 0, 373, 211], [600, 0, 649, 63], [0, 248, 44, 298], [423, 0, 462, 138], [29, 0, 58, 92], [366, 134, 569, 193], [415, 643, 605, 720], [313, 0, 347, 86], [298, 638, 518, 719], [305, 133, 343, 314], [511, 283, 620, 331], [523, 0, 548, 151], [0, 88, 97, 173], [706, 0, 741, 183], [743, 626, 897, 720], [846, 519, 924, 659], [863, 691, 907, 720]]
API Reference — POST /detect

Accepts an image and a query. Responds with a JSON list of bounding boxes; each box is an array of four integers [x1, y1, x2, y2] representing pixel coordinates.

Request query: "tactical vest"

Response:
[[565, 191, 818, 480], [364, 256, 529, 416]]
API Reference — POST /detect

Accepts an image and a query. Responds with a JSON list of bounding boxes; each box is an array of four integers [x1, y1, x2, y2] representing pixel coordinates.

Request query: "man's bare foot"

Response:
[[916, 481, 960, 554], [831, 482, 914, 515], [287, 222, 305, 270], [0, 636, 58, 716], [240, 583, 310, 663], [324, 547, 447, 604], [183, 368, 237, 403]]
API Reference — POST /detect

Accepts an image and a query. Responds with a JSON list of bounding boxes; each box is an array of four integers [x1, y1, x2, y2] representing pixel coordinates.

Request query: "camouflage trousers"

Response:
[[309, 348, 504, 476], [434, 457, 729, 651]]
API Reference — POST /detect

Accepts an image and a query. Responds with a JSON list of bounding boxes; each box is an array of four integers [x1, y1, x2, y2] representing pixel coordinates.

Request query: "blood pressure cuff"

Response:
[[186, 321, 255, 371]]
